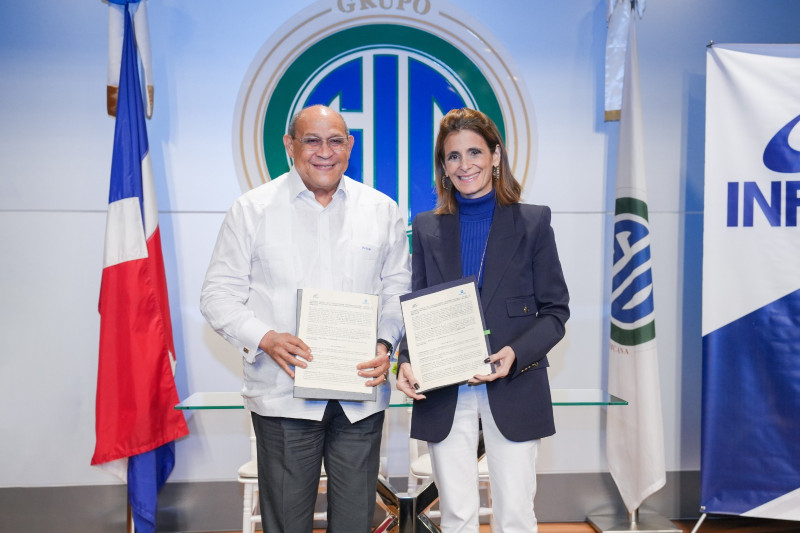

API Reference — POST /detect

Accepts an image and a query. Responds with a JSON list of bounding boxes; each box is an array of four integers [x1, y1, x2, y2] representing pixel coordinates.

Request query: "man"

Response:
[[200, 105, 410, 532]]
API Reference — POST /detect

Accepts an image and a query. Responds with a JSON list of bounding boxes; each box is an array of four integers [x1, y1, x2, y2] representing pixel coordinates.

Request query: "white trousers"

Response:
[[428, 383, 540, 533]]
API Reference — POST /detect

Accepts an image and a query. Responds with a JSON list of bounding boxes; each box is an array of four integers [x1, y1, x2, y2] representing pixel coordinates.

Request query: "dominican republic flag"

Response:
[[92, 3, 189, 533], [606, 6, 667, 514], [701, 44, 800, 521]]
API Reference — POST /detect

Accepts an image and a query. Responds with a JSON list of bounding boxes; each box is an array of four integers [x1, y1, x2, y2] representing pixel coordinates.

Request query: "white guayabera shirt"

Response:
[[201, 167, 411, 423]]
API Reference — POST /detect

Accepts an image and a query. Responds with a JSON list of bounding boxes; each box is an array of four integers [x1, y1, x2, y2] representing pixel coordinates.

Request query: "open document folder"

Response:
[[293, 288, 378, 401], [400, 277, 493, 394]]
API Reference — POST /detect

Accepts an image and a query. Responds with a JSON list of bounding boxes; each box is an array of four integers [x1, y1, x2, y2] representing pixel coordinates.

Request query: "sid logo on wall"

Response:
[[233, 0, 536, 226]]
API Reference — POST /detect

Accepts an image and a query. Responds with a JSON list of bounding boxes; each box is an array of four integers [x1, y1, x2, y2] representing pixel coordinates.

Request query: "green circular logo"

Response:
[[233, 0, 536, 224]]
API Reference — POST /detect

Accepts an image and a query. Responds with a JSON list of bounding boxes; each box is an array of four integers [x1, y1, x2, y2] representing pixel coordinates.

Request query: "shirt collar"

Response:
[[287, 166, 349, 204]]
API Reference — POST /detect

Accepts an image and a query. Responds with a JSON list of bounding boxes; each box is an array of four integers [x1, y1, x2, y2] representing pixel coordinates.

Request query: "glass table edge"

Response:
[[175, 389, 627, 409]]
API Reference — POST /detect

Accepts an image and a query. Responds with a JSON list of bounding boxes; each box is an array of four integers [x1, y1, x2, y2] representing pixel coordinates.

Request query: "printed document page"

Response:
[[294, 288, 378, 401], [400, 277, 492, 393]]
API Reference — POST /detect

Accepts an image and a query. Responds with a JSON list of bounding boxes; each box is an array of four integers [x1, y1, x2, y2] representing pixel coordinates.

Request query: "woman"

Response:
[[396, 108, 570, 533]]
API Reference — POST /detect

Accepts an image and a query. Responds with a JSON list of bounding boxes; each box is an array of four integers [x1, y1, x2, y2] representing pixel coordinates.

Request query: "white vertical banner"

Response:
[[606, 9, 667, 514], [701, 44, 800, 520]]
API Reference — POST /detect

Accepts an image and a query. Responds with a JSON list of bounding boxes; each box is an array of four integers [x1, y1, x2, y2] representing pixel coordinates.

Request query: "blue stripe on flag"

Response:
[[128, 442, 176, 533], [108, 4, 148, 219]]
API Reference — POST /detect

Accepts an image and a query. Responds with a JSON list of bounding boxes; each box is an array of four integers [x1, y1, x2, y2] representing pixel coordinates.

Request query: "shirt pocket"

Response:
[[506, 294, 538, 317], [344, 241, 383, 292]]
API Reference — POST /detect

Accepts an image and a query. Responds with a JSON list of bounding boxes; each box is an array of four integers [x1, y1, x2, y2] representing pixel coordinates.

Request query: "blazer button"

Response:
[[523, 305, 529, 313]]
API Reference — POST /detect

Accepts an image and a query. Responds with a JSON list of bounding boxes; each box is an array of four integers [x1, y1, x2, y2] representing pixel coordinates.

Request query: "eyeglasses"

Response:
[[297, 136, 349, 152]]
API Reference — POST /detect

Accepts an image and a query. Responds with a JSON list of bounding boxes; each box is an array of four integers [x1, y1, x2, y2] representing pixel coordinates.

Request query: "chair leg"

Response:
[[485, 480, 495, 532], [242, 483, 255, 533], [253, 485, 261, 531]]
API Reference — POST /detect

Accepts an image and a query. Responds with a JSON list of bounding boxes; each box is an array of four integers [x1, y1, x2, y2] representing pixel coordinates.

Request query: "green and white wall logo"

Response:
[[233, 0, 536, 224]]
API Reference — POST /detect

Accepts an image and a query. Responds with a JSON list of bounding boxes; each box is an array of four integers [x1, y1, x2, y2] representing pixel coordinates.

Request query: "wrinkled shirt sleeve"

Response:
[[200, 200, 270, 364], [377, 202, 412, 349]]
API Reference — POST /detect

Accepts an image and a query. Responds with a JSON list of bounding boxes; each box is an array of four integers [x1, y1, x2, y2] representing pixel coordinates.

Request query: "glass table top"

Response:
[[175, 389, 626, 410]]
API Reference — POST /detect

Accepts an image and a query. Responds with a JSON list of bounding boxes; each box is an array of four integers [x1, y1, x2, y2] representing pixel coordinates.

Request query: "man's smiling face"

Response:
[[283, 106, 354, 204]]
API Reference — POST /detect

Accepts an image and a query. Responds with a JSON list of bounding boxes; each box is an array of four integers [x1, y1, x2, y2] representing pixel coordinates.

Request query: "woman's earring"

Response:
[[442, 175, 451, 191], [492, 166, 500, 181]]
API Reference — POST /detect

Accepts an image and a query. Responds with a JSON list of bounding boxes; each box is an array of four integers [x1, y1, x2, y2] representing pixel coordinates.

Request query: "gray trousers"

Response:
[[251, 401, 384, 533]]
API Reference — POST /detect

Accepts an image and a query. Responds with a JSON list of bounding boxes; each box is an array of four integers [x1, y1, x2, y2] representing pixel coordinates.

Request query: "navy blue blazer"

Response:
[[397, 201, 570, 442]]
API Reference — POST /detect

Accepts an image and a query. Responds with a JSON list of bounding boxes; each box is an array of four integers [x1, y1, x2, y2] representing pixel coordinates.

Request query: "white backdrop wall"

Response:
[[2, 0, 799, 490]]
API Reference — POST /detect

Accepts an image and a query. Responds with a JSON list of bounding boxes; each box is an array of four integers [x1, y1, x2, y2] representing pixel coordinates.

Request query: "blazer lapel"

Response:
[[481, 203, 523, 308], [426, 212, 462, 283]]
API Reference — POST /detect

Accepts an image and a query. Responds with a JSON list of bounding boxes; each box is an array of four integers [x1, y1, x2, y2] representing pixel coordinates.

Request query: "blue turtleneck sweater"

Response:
[[457, 189, 496, 288]]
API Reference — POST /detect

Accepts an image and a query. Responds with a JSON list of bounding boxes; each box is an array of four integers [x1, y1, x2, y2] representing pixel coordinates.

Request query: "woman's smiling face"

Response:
[[442, 129, 501, 199]]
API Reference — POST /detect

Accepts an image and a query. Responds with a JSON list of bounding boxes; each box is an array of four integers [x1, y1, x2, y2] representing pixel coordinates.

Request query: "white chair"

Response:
[[238, 419, 328, 533], [237, 451, 261, 533], [408, 437, 495, 531]]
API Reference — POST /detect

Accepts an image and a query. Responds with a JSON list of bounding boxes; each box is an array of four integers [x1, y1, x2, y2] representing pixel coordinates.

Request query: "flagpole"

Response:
[[127, 503, 135, 533]]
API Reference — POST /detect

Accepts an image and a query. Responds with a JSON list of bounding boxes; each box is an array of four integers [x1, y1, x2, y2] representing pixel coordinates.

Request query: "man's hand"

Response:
[[469, 345, 516, 384], [396, 362, 426, 400], [258, 330, 312, 378], [357, 343, 392, 387]]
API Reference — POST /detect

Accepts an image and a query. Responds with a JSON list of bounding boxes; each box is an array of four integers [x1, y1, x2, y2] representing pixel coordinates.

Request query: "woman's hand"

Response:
[[396, 362, 427, 400], [469, 345, 516, 384]]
